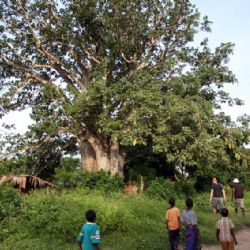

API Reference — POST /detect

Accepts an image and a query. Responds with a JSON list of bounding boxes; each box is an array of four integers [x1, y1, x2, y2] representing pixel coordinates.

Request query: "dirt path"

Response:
[[202, 228, 250, 250]]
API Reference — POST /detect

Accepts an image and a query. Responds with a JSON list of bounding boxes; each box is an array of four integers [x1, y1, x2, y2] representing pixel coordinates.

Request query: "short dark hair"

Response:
[[169, 197, 175, 206], [221, 208, 229, 217], [86, 210, 96, 222], [186, 198, 193, 208]]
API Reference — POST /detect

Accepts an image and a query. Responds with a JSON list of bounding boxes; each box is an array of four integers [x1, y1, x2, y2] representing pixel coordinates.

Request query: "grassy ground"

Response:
[[0, 188, 249, 250]]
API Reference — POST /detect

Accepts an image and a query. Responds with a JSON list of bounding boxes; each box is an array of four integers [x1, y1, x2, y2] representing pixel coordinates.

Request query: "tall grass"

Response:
[[0, 187, 249, 250]]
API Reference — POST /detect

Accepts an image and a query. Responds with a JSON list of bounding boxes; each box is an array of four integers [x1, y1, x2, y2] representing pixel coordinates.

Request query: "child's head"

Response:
[[221, 208, 229, 217], [169, 197, 175, 207], [186, 198, 193, 209], [86, 210, 96, 223]]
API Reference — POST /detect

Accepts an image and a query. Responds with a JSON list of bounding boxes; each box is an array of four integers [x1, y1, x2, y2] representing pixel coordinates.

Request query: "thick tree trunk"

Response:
[[110, 138, 125, 176], [79, 138, 98, 172], [79, 134, 125, 176]]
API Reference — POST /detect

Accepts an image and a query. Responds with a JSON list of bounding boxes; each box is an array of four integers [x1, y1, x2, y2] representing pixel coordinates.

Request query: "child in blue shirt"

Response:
[[77, 210, 101, 250]]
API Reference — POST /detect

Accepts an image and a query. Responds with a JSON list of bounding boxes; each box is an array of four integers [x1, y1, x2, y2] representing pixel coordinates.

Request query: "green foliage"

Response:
[[54, 157, 82, 187], [54, 158, 123, 191], [1, 0, 249, 178], [125, 162, 157, 184], [0, 158, 29, 175], [0, 186, 22, 221], [1, 188, 250, 249], [124, 145, 177, 186], [95, 197, 136, 233], [146, 177, 177, 200], [195, 176, 212, 192], [79, 171, 123, 192], [176, 178, 196, 197], [0, 189, 136, 247], [145, 177, 196, 200]]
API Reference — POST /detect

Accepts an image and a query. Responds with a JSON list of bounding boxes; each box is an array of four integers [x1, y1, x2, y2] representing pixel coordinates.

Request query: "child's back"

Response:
[[216, 217, 234, 242], [77, 210, 101, 250], [80, 222, 100, 250], [166, 198, 180, 250], [215, 208, 237, 250]]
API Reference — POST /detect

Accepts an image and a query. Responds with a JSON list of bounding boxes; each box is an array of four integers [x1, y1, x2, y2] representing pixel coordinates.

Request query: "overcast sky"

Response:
[[1, 0, 250, 135], [192, 0, 250, 120]]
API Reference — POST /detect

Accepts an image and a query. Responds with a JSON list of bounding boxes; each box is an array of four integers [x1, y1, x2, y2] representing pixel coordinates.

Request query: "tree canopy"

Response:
[[1, 0, 249, 178]]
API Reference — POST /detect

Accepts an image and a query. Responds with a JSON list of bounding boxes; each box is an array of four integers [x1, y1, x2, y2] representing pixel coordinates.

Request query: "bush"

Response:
[[54, 159, 123, 192], [81, 171, 123, 192], [195, 176, 211, 192], [0, 185, 22, 221], [145, 177, 178, 200], [1, 189, 135, 246], [145, 177, 196, 200], [1, 188, 250, 249], [17, 195, 81, 243], [125, 162, 157, 185], [0, 158, 29, 175], [175, 178, 196, 197], [53, 157, 82, 187]]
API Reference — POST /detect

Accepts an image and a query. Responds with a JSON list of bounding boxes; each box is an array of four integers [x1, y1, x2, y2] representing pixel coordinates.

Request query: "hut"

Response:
[[0, 174, 56, 194]]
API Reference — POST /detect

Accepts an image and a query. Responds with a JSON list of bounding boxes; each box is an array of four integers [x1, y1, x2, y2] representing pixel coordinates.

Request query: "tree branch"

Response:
[[17, 1, 81, 94], [1, 54, 69, 104]]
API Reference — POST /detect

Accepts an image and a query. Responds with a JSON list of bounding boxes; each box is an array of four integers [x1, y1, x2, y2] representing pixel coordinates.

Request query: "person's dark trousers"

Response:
[[168, 229, 180, 250]]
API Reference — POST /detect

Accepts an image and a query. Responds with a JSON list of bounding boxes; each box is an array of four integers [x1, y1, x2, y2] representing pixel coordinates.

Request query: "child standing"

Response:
[[181, 198, 201, 250], [77, 210, 101, 250], [165, 197, 181, 250], [216, 208, 237, 250]]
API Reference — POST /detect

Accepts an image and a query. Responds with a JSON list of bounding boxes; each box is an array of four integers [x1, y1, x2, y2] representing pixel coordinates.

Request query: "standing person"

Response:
[[209, 177, 226, 213], [216, 208, 238, 250], [232, 178, 245, 216], [165, 197, 181, 250], [77, 210, 101, 250], [181, 198, 201, 250]]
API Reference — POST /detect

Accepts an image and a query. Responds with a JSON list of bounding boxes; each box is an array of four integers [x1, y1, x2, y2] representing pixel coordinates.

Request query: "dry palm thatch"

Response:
[[0, 174, 56, 193]]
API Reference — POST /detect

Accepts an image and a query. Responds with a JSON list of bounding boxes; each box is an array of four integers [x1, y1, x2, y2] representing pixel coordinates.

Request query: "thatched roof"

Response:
[[0, 174, 56, 192]]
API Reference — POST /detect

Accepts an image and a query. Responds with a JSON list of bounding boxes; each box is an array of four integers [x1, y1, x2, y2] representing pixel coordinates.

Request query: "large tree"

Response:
[[1, 0, 248, 176]]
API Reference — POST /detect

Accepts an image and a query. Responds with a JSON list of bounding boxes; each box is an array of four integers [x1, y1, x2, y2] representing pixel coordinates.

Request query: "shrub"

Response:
[[195, 176, 211, 192], [0, 185, 22, 221], [1, 188, 250, 249], [95, 199, 136, 233], [54, 157, 82, 187], [54, 160, 123, 192], [81, 171, 123, 192], [0, 158, 29, 175], [145, 177, 196, 200], [2, 189, 135, 245], [175, 178, 196, 197], [145, 177, 178, 200], [125, 162, 157, 185], [4, 194, 81, 243]]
